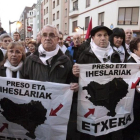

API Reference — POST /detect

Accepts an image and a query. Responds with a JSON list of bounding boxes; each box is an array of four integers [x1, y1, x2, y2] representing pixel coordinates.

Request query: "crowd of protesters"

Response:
[[0, 24, 140, 140]]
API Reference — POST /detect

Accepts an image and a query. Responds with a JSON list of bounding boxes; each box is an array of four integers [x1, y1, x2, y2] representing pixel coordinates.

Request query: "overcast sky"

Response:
[[0, 0, 37, 33]]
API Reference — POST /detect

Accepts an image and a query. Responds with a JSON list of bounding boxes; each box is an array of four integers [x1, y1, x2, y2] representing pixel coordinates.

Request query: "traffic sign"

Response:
[[27, 26, 32, 32]]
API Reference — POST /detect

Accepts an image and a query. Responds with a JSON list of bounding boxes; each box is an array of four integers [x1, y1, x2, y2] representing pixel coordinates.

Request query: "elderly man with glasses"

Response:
[[20, 25, 78, 140], [21, 24, 78, 88]]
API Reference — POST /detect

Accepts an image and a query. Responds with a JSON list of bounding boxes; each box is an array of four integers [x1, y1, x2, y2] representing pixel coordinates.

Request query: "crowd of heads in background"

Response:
[[0, 24, 139, 65]]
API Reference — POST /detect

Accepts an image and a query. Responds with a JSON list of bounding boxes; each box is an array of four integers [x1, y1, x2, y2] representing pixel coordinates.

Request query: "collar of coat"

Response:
[[29, 49, 72, 73]]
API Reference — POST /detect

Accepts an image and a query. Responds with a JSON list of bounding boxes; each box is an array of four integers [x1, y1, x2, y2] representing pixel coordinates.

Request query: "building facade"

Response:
[[43, 0, 69, 38], [26, 5, 36, 38], [69, 0, 140, 38], [0, 18, 1, 28], [18, 7, 33, 40], [36, 0, 43, 33]]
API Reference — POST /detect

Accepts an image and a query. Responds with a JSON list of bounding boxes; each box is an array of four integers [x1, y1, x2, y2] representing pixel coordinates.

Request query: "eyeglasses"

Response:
[[42, 33, 58, 39], [4, 40, 11, 43]]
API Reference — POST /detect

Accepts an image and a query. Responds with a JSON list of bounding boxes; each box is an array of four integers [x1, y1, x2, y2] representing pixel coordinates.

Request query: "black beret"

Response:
[[90, 26, 113, 36]]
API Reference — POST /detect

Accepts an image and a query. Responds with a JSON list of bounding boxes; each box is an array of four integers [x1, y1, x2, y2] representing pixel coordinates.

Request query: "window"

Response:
[[65, 23, 67, 30], [118, 7, 139, 25], [44, 19, 45, 25], [46, 18, 48, 24], [98, 12, 104, 26], [65, 9, 67, 17], [57, 24, 59, 30], [73, 1, 78, 11], [57, 11, 59, 19], [53, 1, 55, 9], [57, 0, 59, 6], [86, 0, 90, 8], [85, 17, 90, 30], [46, 7, 48, 13], [44, 9, 46, 15], [53, 13, 55, 21], [72, 21, 77, 32]]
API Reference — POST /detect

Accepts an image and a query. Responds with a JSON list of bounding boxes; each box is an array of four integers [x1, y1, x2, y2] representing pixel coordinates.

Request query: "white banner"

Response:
[[77, 63, 140, 136], [0, 77, 73, 140]]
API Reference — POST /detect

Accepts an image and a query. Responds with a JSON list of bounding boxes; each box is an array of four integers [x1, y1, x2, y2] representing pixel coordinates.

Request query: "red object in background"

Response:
[[27, 26, 32, 32], [85, 17, 92, 39], [66, 36, 71, 41]]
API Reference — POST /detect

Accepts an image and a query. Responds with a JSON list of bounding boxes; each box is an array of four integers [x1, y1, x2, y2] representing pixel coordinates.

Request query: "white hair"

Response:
[[73, 33, 81, 38], [125, 29, 133, 33], [41, 24, 59, 36]]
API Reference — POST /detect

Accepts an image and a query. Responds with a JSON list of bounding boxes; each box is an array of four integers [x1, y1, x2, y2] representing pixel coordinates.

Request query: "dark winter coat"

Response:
[[77, 46, 121, 64], [124, 56, 140, 140], [0, 49, 4, 62], [77, 45, 124, 140], [20, 49, 73, 84], [0, 65, 6, 77], [127, 56, 136, 63]]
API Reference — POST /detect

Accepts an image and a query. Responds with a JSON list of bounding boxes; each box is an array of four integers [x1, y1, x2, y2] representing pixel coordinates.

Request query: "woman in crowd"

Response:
[[109, 27, 130, 62], [0, 42, 25, 78], [26, 40, 37, 56], [123, 38, 140, 140], [127, 38, 140, 63]]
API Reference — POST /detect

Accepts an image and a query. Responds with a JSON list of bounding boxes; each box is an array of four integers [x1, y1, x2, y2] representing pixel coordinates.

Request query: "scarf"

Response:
[[38, 44, 59, 65], [113, 46, 125, 62], [59, 45, 67, 54], [90, 39, 113, 63], [125, 43, 131, 55], [4, 60, 23, 78], [131, 53, 140, 63]]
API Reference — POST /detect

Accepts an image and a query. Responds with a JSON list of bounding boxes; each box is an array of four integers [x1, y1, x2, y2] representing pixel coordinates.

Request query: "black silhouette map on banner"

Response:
[[77, 63, 140, 136], [83, 78, 129, 117], [0, 98, 47, 139], [0, 77, 73, 140]]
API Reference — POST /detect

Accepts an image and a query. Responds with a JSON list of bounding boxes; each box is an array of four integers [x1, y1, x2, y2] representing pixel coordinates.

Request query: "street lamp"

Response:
[[9, 21, 21, 36], [75, 26, 84, 42]]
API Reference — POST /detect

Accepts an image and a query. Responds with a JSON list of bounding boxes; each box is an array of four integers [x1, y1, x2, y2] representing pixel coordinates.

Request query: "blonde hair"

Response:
[[5, 42, 26, 61]]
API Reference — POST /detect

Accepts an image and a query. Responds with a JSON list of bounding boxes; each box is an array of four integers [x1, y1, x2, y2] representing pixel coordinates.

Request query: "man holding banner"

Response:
[[21, 24, 78, 89], [20, 24, 78, 140], [72, 25, 137, 140]]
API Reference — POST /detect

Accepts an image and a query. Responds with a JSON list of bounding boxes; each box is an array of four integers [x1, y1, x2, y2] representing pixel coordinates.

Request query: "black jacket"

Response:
[[20, 49, 73, 84], [0, 49, 4, 62], [77, 46, 124, 140], [76, 38, 91, 61], [77, 47, 121, 64], [0, 65, 6, 77], [127, 56, 136, 63]]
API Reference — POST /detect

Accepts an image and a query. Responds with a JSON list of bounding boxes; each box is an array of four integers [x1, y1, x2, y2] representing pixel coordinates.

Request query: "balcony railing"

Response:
[[70, 6, 78, 13]]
